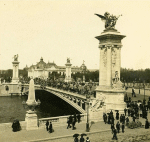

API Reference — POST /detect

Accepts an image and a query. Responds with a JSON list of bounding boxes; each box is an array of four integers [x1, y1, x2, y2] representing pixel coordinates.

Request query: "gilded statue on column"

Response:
[[95, 12, 122, 29]]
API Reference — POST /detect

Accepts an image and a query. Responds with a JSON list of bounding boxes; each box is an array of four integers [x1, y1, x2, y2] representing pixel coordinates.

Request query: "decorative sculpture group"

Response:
[[95, 12, 122, 29]]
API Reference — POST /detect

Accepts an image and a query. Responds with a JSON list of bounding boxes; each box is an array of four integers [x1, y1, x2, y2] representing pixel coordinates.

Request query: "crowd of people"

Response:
[[67, 114, 81, 130], [74, 134, 91, 142], [33, 78, 97, 97], [103, 95, 150, 140], [45, 121, 53, 133]]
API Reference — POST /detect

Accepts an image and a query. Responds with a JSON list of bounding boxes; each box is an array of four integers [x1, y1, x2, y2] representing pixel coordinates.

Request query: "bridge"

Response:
[[22, 84, 95, 114]]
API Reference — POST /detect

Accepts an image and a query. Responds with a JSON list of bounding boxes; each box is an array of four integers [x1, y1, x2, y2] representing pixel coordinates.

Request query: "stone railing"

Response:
[[38, 114, 87, 129]]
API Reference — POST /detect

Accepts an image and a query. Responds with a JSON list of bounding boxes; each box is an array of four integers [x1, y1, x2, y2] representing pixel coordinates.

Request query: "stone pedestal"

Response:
[[12, 61, 19, 83], [96, 86, 126, 114], [65, 62, 72, 82], [25, 112, 38, 131], [95, 28, 126, 115], [89, 108, 103, 122]]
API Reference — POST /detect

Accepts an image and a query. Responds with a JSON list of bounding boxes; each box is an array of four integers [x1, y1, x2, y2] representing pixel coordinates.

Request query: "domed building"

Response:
[[28, 57, 88, 79]]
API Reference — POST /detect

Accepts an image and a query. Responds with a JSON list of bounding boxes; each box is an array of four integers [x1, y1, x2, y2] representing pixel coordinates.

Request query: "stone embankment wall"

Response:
[[0, 83, 21, 96]]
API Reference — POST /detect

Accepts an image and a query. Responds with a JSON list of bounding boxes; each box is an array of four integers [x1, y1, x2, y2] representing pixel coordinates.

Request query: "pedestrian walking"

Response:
[[72, 118, 76, 130], [49, 122, 53, 133], [45, 120, 49, 131], [77, 114, 81, 123], [74, 137, 79, 142], [112, 128, 118, 140], [116, 111, 119, 120], [104, 114, 107, 124], [116, 121, 120, 133], [86, 137, 90, 142], [122, 114, 125, 124], [120, 114, 122, 123], [74, 113, 77, 123], [112, 116, 114, 124], [67, 117, 71, 129], [80, 135, 85, 142], [145, 119, 149, 129], [108, 115, 110, 124], [121, 123, 125, 133], [132, 88, 135, 97], [111, 123, 114, 133], [124, 108, 127, 116]]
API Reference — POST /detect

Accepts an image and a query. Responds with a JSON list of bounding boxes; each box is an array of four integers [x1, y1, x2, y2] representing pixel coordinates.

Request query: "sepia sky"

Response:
[[0, 0, 150, 70]]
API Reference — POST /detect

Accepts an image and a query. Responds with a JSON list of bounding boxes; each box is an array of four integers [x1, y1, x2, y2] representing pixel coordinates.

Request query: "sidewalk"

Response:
[[0, 121, 110, 142]]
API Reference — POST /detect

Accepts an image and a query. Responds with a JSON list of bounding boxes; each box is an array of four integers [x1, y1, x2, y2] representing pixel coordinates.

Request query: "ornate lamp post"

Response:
[[86, 94, 90, 132], [143, 80, 145, 105], [139, 78, 140, 95], [81, 60, 86, 83], [133, 80, 135, 88]]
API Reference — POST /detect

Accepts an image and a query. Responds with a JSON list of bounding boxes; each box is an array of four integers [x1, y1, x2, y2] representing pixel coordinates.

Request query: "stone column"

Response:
[[116, 46, 121, 80], [12, 61, 20, 83], [65, 60, 72, 83], [99, 46, 105, 86], [95, 28, 126, 116], [106, 45, 112, 87]]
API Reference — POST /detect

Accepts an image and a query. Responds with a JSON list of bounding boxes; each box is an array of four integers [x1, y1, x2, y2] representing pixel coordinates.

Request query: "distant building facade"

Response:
[[27, 57, 88, 79]]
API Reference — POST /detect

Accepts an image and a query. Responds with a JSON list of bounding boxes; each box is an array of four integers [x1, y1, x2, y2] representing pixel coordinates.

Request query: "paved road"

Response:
[[1, 111, 150, 142], [0, 121, 110, 142]]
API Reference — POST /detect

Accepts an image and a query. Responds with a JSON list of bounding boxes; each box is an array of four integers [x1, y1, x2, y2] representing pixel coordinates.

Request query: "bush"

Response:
[[127, 120, 142, 129]]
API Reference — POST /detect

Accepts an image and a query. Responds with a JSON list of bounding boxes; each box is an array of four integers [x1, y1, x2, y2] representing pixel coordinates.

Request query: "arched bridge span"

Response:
[[22, 84, 87, 114]]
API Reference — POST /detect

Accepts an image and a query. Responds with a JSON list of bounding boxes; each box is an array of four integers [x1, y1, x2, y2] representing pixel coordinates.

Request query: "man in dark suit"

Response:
[[112, 128, 118, 140], [116, 121, 120, 133], [45, 120, 49, 131], [121, 123, 125, 133]]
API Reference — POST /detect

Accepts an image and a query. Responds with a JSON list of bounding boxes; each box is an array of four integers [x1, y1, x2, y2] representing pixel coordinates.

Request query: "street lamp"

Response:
[[86, 94, 90, 132], [139, 78, 140, 95], [143, 80, 145, 105], [133, 80, 135, 88]]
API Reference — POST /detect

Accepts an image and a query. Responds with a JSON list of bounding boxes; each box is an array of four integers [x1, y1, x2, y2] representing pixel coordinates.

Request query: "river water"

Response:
[[0, 90, 80, 123]]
